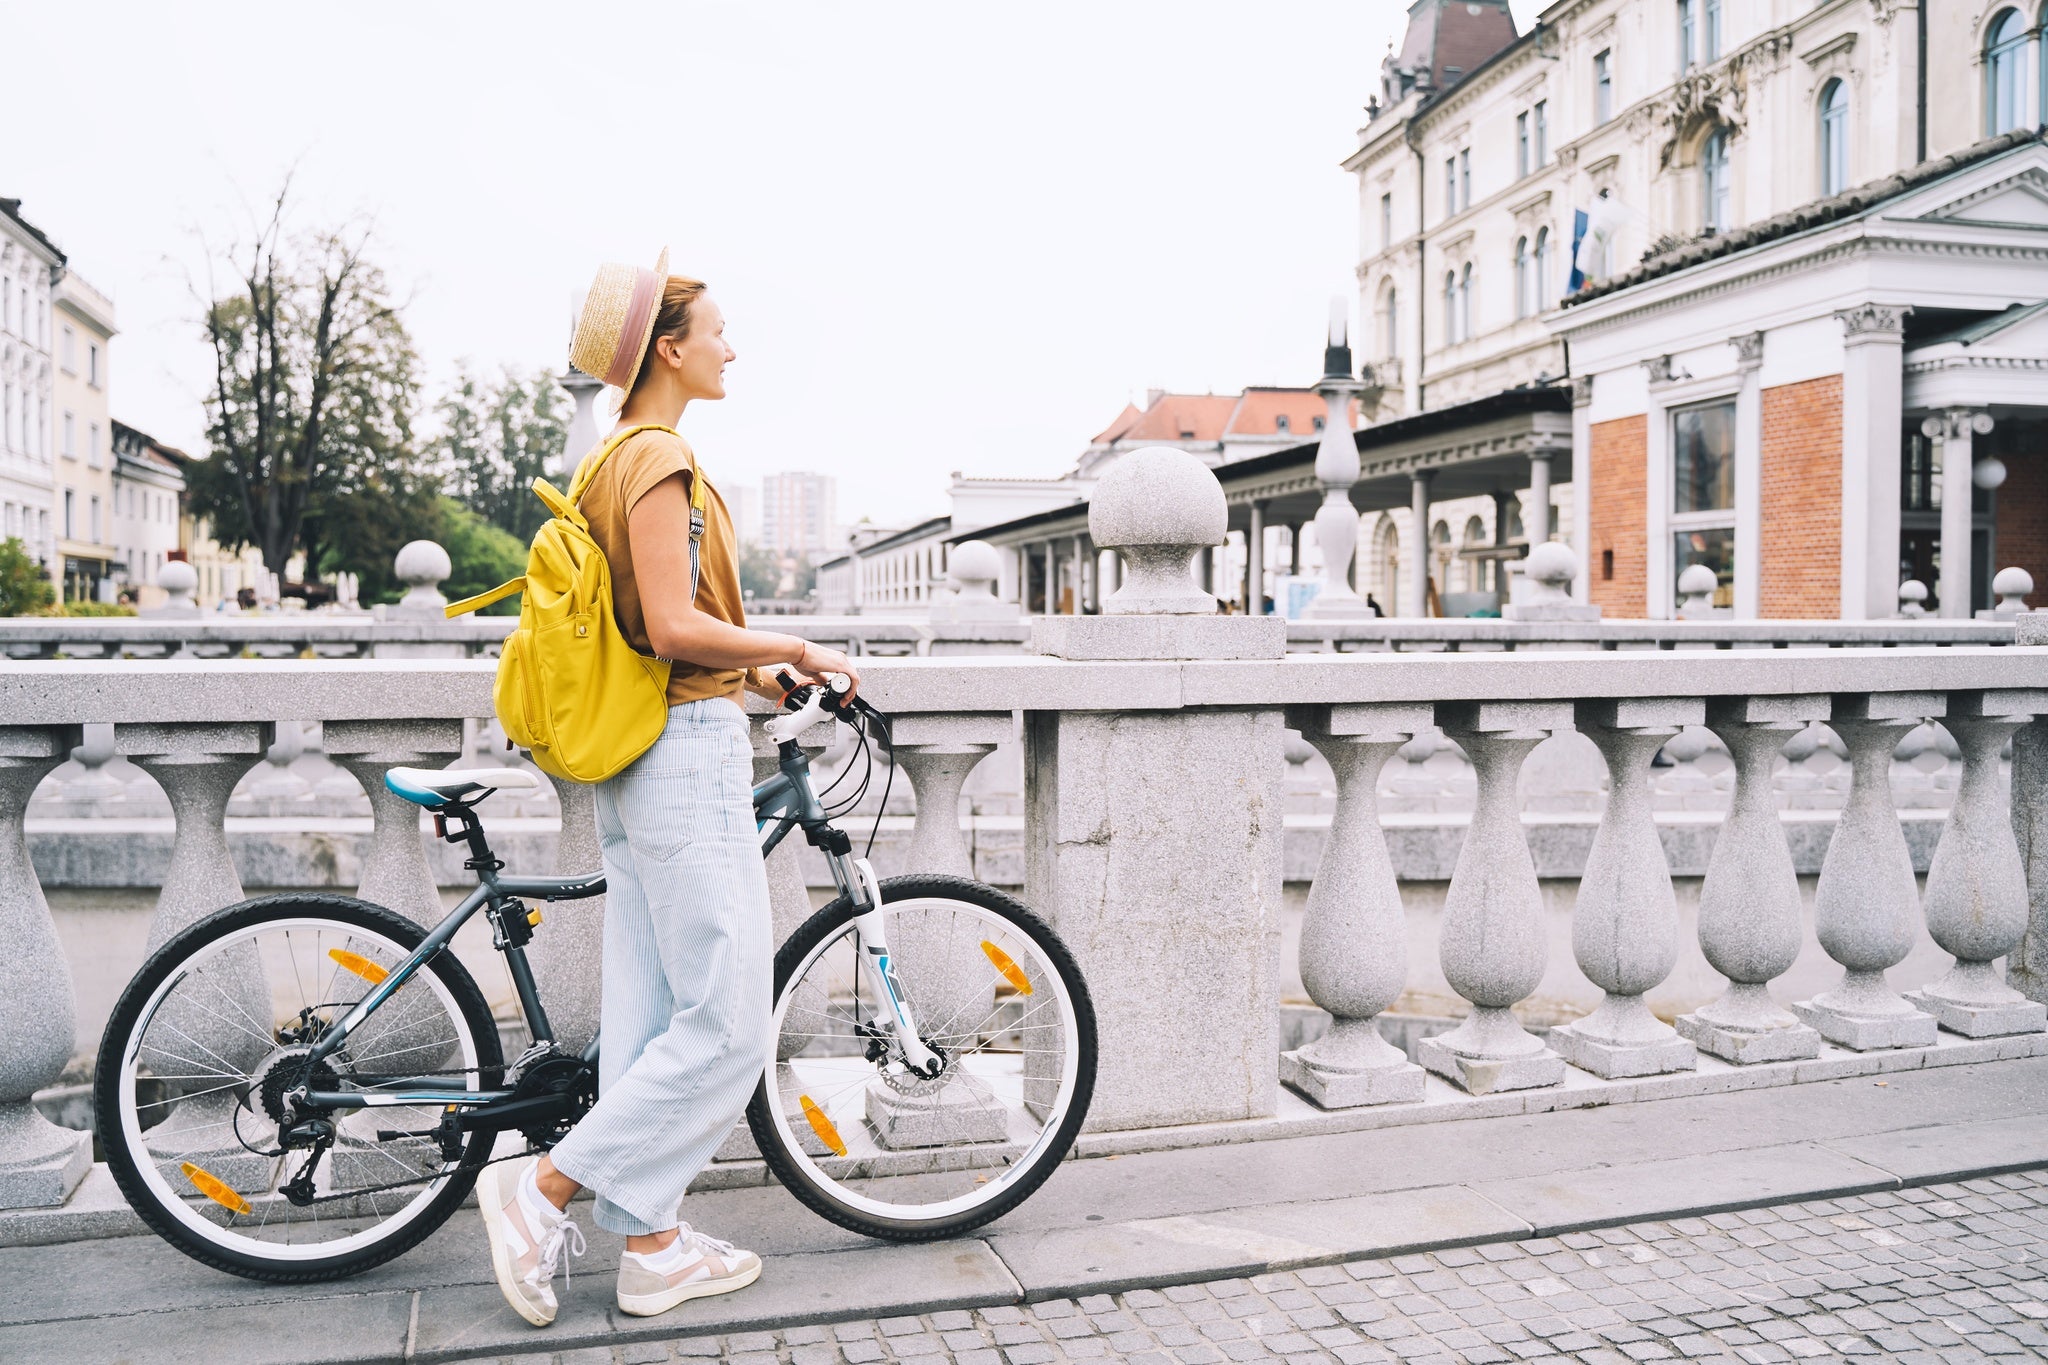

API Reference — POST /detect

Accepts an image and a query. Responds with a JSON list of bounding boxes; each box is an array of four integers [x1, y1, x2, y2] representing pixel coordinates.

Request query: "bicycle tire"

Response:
[[745, 873, 1096, 1241], [96, 893, 503, 1284]]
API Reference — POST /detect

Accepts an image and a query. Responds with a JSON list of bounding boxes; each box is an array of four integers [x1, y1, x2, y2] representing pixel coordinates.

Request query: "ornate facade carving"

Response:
[[1836, 303, 1907, 338], [1730, 331, 1765, 368]]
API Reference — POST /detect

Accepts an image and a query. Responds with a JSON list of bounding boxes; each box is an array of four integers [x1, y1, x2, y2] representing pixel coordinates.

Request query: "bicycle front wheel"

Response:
[[746, 874, 1096, 1240], [95, 894, 502, 1283]]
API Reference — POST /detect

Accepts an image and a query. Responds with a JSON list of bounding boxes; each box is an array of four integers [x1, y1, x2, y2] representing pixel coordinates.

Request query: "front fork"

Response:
[[843, 858, 944, 1078]]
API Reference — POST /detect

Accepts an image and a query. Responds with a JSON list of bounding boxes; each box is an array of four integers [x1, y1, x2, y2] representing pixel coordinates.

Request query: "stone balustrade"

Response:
[[6, 637, 2048, 1208]]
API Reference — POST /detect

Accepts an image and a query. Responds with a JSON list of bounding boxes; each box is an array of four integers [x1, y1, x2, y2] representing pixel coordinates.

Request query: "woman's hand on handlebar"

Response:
[[788, 641, 861, 702]]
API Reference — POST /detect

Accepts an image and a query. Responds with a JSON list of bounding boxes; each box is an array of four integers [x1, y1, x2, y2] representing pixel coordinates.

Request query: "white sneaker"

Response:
[[614, 1223, 763, 1317], [476, 1157, 586, 1327]]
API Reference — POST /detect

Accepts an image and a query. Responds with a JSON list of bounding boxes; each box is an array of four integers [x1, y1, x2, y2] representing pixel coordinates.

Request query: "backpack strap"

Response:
[[445, 576, 526, 619], [569, 423, 709, 601]]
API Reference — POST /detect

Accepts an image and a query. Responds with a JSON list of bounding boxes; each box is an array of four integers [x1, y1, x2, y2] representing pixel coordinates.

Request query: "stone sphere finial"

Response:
[[393, 539, 453, 617], [158, 560, 197, 603], [1675, 563, 1719, 619], [1897, 578, 1929, 618], [1991, 566, 2033, 617], [1524, 541, 1578, 598], [1090, 446, 1226, 616], [949, 540, 1002, 598]]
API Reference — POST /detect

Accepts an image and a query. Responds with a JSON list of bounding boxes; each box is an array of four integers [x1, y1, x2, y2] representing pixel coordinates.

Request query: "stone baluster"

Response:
[[525, 774, 606, 1055], [323, 719, 465, 927], [1905, 690, 2048, 1035], [870, 712, 1012, 1147], [1419, 701, 1571, 1094], [1279, 702, 1430, 1107], [0, 727, 91, 1208], [1676, 696, 1826, 1063], [1549, 699, 1701, 1078], [1791, 694, 1942, 1050]]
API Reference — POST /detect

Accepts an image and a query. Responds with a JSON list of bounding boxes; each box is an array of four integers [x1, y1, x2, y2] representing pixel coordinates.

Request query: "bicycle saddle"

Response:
[[385, 766, 546, 808]]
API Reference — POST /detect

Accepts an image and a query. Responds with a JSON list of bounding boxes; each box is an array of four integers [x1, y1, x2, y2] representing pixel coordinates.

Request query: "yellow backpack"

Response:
[[444, 423, 705, 784]]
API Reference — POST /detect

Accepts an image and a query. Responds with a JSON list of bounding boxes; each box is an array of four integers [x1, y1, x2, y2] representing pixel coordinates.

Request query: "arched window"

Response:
[[1702, 128, 1731, 231], [1985, 10, 2027, 135], [1513, 236, 1531, 319], [1819, 79, 1849, 195], [1378, 280, 1400, 358], [1459, 262, 1474, 340], [1533, 227, 1552, 313], [1443, 271, 1460, 344]]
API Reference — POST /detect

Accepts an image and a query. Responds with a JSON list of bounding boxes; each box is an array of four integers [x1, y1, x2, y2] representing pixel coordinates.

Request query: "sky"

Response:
[[8, 0, 1544, 527]]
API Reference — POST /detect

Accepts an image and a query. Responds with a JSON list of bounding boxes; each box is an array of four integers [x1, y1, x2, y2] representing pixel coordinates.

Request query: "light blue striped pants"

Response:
[[548, 697, 774, 1236]]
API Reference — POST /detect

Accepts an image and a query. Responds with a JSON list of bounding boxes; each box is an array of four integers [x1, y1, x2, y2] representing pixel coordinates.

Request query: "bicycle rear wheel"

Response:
[[746, 874, 1095, 1240], [95, 894, 502, 1283]]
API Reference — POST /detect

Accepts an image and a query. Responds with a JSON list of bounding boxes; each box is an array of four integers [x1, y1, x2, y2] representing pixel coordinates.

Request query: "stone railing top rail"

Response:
[[0, 615, 1034, 644], [2, 647, 2045, 726], [1284, 618, 2019, 647]]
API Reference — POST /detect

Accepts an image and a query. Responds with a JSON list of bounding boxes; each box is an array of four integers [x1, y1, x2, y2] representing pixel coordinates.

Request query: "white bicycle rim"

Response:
[[761, 894, 1083, 1222], [115, 916, 483, 1262]]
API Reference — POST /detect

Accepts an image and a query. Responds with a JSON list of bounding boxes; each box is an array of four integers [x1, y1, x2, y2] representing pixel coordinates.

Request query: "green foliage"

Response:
[[311, 463, 443, 605], [436, 367, 569, 545], [436, 498, 528, 615], [0, 538, 55, 617], [738, 540, 782, 599], [54, 600, 137, 617]]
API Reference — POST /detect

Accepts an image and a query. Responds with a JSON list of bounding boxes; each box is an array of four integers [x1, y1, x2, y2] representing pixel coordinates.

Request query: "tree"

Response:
[[436, 499, 528, 614], [0, 538, 54, 617], [738, 541, 782, 600], [185, 183, 423, 579], [436, 367, 569, 545]]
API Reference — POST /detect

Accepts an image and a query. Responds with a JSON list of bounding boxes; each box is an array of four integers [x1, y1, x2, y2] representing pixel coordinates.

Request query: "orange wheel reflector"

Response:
[[799, 1095, 847, 1156], [981, 941, 1033, 996], [180, 1162, 252, 1215], [327, 948, 388, 985]]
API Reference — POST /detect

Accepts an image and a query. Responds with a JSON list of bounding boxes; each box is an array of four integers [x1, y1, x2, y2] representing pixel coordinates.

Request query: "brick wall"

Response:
[[1588, 415, 1646, 616], [1995, 418, 2048, 605], [1759, 376, 1842, 618]]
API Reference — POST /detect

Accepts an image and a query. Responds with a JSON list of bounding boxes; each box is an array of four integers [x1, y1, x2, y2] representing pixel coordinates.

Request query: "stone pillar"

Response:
[[1279, 703, 1430, 1107], [1404, 472, 1434, 618], [1927, 408, 1994, 619], [526, 774, 606, 1054], [893, 713, 1006, 877], [1731, 332, 1764, 620], [1029, 446, 1288, 1130], [1905, 690, 2048, 1034], [324, 719, 466, 927], [1042, 541, 1058, 615], [1069, 537, 1087, 616], [1289, 523, 1303, 577], [1526, 453, 1553, 548], [1837, 305, 1908, 620], [0, 727, 90, 1208], [1419, 701, 1571, 1094], [1677, 696, 1826, 1062], [1549, 700, 1700, 1078], [1246, 501, 1266, 616], [2015, 619, 2048, 1003], [1303, 365, 1370, 619], [1569, 375, 1594, 603], [122, 723, 268, 947], [1792, 694, 1942, 1049]]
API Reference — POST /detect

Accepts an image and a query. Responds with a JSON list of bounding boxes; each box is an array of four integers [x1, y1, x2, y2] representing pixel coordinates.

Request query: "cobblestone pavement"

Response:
[[486, 1172, 2048, 1365]]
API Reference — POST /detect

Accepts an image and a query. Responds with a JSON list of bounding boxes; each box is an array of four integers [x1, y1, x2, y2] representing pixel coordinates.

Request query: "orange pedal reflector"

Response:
[[981, 941, 1033, 996], [180, 1162, 252, 1215], [799, 1095, 847, 1156], [327, 948, 388, 985]]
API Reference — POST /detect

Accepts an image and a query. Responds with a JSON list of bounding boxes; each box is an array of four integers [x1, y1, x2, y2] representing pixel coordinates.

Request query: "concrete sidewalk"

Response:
[[4, 1058, 2047, 1364]]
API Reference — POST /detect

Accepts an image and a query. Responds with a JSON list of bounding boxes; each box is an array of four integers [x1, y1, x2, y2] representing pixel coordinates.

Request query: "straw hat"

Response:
[[570, 246, 670, 390]]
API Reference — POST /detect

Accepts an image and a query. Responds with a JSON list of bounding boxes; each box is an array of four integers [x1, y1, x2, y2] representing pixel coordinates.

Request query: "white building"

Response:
[[760, 470, 838, 560], [0, 198, 60, 570], [110, 420, 188, 608], [53, 272, 116, 601]]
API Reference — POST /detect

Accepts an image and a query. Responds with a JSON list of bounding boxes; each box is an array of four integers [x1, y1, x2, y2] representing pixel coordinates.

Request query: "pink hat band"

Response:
[[603, 267, 662, 388]]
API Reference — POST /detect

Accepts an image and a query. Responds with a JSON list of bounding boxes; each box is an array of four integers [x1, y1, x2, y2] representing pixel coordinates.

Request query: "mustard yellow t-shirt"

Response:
[[574, 427, 748, 706]]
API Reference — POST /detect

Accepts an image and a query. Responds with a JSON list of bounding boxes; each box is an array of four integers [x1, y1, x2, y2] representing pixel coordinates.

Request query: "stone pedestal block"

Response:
[[1788, 998, 1937, 1051], [1417, 1022, 1566, 1095], [0, 1108, 92, 1208], [866, 1078, 1011, 1149], [1551, 1012, 1697, 1079], [1901, 988, 2047, 1038], [1279, 1048, 1426, 1106], [1030, 614, 1285, 661], [1673, 1010, 1821, 1064], [1024, 707, 1284, 1131]]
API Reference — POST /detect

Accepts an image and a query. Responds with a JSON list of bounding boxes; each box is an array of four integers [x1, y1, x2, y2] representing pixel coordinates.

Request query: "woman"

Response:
[[476, 249, 861, 1328]]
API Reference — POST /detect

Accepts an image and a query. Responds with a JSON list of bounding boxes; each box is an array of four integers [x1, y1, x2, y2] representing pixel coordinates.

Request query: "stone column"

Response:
[[1549, 700, 1700, 1078], [1677, 696, 1827, 1062], [1419, 701, 1571, 1094], [0, 727, 90, 1208], [1837, 305, 1908, 620], [1279, 703, 1430, 1107], [1070, 537, 1087, 616], [1029, 446, 1288, 1130], [1404, 472, 1434, 618], [1246, 501, 1266, 616], [1905, 690, 2048, 1035], [2014, 618, 2048, 1003], [1928, 408, 1994, 619], [122, 723, 268, 947], [1289, 523, 1303, 577], [1042, 541, 1058, 616], [324, 719, 466, 927], [1526, 453, 1553, 548], [1303, 363, 1370, 619], [1569, 375, 1594, 603], [1792, 694, 1942, 1049], [892, 713, 1007, 877], [526, 775, 606, 1054], [1731, 332, 1764, 620]]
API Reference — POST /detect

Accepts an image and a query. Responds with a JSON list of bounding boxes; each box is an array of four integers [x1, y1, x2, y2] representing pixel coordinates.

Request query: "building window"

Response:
[[1380, 192, 1394, 249], [1517, 112, 1531, 177], [1312, 415, 1326, 431], [62, 412, 75, 458], [1534, 100, 1548, 165], [90, 495, 100, 543], [63, 489, 75, 540], [1445, 157, 1458, 217], [88, 422, 101, 468], [1514, 236, 1532, 318], [1985, 10, 2027, 135], [1459, 262, 1474, 340], [87, 343, 101, 388], [1673, 398, 1738, 611], [1379, 282, 1400, 358], [1443, 271, 1459, 344], [61, 325, 75, 373], [1703, 0, 1721, 61], [1275, 414, 1290, 434], [1702, 128, 1731, 231], [1819, 78, 1849, 195], [1679, 0, 1696, 70], [1595, 50, 1613, 123], [1533, 227, 1552, 311], [1459, 148, 1471, 210]]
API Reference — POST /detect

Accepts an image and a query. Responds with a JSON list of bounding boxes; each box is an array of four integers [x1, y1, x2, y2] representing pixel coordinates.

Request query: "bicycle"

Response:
[[95, 674, 1097, 1283]]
